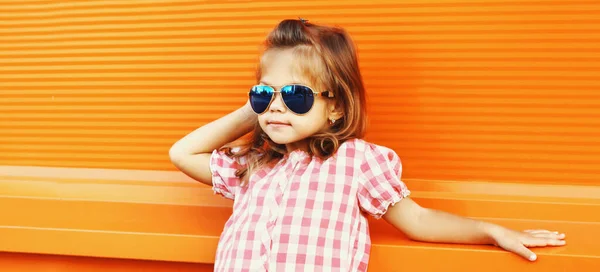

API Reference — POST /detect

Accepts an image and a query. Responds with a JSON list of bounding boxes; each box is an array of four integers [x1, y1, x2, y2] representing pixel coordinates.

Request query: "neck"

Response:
[[285, 140, 309, 154]]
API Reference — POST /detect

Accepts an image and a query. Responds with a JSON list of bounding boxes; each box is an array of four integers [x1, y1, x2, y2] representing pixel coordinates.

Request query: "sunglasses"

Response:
[[248, 84, 334, 115]]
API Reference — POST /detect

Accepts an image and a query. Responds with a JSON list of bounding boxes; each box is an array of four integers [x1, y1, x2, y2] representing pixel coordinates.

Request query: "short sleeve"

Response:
[[209, 148, 246, 200], [357, 143, 411, 219]]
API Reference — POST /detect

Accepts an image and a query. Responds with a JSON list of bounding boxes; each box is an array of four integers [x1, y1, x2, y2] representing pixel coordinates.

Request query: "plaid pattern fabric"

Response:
[[210, 138, 411, 271]]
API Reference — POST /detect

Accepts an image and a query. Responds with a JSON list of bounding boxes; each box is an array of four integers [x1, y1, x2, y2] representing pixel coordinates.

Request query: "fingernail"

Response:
[[554, 231, 559, 234], [530, 254, 537, 261]]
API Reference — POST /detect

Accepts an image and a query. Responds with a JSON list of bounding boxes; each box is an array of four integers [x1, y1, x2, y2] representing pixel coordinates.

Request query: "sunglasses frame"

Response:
[[248, 84, 334, 115]]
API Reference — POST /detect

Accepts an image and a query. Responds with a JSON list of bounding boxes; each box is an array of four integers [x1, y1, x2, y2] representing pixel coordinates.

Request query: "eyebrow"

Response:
[[259, 80, 306, 86]]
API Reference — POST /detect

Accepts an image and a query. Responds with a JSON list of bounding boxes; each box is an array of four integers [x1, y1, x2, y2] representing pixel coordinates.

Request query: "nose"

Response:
[[268, 92, 286, 113]]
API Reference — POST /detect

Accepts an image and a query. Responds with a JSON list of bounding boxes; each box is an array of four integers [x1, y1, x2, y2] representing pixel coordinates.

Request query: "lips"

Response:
[[267, 120, 291, 126]]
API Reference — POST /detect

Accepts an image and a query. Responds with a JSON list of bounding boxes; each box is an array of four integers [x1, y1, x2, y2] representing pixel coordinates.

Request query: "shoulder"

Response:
[[212, 146, 249, 164]]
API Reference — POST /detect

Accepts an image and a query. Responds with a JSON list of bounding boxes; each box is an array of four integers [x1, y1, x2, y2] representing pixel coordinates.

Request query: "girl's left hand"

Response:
[[491, 227, 567, 261]]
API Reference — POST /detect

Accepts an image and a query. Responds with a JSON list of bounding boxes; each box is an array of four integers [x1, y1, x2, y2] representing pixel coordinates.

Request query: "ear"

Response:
[[327, 102, 344, 121]]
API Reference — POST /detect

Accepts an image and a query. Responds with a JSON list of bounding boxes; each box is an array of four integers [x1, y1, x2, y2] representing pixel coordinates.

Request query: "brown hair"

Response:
[[222, 19, 368, 184]]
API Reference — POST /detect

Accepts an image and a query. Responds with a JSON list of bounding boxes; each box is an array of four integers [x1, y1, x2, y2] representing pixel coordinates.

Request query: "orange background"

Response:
[[1, 0, 599, 271], [3, 0, 600, 184]]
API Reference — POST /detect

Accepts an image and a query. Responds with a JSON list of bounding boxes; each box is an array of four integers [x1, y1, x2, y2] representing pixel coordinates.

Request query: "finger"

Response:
[[510, 243, 537, 261], [524, 229, 558, 234], [529, 232, 566, 240], [523, 237, 567, 247], [548, 239, 567, 246]]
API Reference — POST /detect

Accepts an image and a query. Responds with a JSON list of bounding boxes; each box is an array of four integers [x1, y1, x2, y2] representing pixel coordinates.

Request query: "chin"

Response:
[[263, 131, 302, 145], [267, 134, 295, 145]]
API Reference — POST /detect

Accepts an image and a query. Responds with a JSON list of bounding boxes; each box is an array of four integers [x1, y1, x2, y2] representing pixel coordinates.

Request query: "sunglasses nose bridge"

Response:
[[267, 90, 286, 112]]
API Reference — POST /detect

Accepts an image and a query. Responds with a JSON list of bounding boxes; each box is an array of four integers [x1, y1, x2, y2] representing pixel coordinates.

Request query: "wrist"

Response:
[[479, 221, 504, 246], [238, 102, 258, 124], [240, 101, 253, 115]]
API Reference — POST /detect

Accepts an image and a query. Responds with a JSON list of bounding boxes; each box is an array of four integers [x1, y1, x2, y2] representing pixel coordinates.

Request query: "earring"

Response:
[[329, 118, 336, 124]]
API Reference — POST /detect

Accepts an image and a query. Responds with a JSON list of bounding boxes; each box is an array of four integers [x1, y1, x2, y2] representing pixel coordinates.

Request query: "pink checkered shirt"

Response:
[[209, 138, 411, 271]]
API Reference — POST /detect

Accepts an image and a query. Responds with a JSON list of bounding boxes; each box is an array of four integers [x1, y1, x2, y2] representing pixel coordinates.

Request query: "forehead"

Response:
[[259, 48, 306, 86], [259, 47, 325, 89]]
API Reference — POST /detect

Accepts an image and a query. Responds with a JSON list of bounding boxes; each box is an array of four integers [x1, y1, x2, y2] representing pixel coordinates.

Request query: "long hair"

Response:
[[221, 19, 368, 184]]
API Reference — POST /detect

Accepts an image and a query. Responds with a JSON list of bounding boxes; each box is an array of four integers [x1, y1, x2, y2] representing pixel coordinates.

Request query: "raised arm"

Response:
[[169, 101, 256, 185], [383, 197, 566, 261]]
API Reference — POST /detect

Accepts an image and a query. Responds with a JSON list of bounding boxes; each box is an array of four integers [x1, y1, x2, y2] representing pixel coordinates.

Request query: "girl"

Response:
[[169, 19, 566, 271]]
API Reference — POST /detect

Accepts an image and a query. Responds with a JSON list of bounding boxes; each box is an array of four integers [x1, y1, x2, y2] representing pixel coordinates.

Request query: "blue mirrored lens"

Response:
[[281, 85, 314, 114], [249, 85, 274, 113]]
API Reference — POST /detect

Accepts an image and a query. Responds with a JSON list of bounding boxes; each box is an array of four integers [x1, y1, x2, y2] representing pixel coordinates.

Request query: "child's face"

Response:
[[257, 48, 334, 152]]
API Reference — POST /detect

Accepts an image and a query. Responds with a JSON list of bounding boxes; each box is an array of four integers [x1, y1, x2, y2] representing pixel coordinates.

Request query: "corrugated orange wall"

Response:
[[2, 0, 600, 185]]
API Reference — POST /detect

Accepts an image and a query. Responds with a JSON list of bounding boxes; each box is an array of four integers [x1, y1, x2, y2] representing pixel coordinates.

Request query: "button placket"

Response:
[[279, 153, 303, 194], [267, 160, 289, 227]]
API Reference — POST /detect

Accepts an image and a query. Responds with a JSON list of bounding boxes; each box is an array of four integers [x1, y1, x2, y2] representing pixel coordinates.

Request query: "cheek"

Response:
[[311, 100, 330, 120], [257, 115, 268, 128], [299, 102, 329, 127]]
